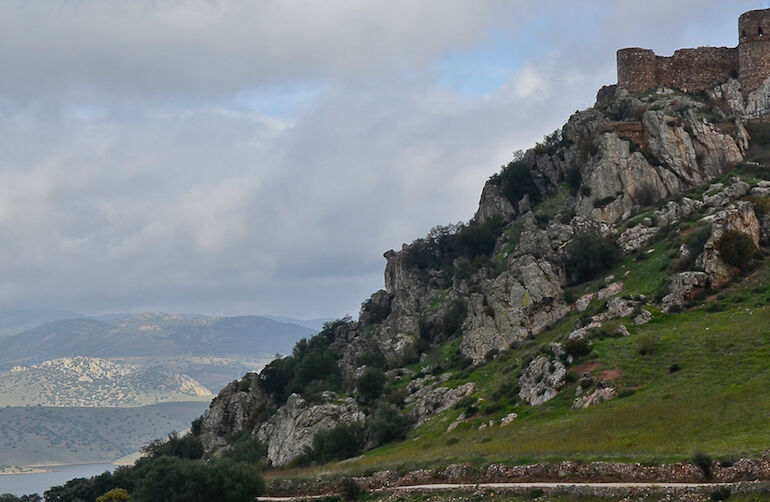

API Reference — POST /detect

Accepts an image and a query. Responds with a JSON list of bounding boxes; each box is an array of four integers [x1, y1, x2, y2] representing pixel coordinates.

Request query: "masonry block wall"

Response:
[[617, 8, 770, 94]]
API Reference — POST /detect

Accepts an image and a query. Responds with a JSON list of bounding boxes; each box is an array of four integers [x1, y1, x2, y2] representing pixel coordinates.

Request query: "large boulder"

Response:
[[256, 393, 365, 467]]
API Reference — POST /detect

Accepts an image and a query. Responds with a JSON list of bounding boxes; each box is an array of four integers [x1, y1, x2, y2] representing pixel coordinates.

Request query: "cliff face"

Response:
[[198, 78, 770, 467]]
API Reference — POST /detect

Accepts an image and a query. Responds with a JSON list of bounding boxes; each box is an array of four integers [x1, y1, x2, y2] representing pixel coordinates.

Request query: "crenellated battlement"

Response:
[[617, 8, 770, 94]]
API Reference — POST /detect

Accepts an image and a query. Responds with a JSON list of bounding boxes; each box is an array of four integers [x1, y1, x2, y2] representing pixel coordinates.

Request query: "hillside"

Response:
[[193, 78, 770, 474], [0, 356, 211, 407], [0, 313, 313, 391], [0, 402, 209, 466], [1, 313, 313, 362]]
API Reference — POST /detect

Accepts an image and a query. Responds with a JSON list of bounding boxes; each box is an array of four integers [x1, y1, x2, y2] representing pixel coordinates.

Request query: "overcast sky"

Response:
[[0, 0, 760, 319]]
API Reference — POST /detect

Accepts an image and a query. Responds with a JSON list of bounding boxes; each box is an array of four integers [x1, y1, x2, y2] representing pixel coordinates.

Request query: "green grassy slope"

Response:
[[275, 210, 770, 476]]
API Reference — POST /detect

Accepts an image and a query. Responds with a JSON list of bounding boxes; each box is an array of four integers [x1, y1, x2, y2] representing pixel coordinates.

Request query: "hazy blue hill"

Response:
[[0, 314, 314, 366], [262, 315, 332, 332], [0, 309, 85, 337], [0, 402, 210, 465]]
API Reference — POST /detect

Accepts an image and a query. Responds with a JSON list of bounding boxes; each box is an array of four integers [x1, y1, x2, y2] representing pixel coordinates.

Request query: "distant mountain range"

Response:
[[0, 313, 314, 363], [0, 356, 211, 407]]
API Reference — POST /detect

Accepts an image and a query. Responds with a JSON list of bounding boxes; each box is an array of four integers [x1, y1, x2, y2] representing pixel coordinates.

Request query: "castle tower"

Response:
[[738, 8, 770, 92], [617, 48, 657, 92]]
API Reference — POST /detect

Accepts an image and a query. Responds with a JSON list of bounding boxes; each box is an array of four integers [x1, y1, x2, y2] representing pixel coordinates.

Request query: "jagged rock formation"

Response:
[[518, 355, 566, 406], [256, 393, 365, 466], [198, 76, 770, 468]]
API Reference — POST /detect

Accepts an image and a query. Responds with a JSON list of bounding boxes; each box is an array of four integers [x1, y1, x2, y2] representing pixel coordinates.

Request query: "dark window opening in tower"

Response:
[[759, 26, 764, 37]]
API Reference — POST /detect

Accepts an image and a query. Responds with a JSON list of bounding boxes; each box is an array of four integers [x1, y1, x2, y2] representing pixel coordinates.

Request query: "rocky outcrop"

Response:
[[661, 272, 709, 311], [518, 355, 566, 406], [474, 183, 516, 224], [200, 373, 272, 451], [460, 254, 568, 363], [256, 393, 365, 467], [572, 386, 616, 409], [696, 202, 760, 288], [406, 382, 475, 426]]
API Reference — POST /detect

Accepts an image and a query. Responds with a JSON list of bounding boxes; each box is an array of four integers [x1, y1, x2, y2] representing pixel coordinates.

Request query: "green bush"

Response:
[[491, 158, 542, 206], [562, 233, 622, 285], [717, 230, 756, 270], [367, 402, 414, 446], [442, 298, 468, 336], [339, 479, 364, 501], [221, 432, 267, 464], [355, 368, 387, 404], [710, 487, 731, 501], [359, 294, 392, 324], [636, 333, 661, 356], [564, 336, 592, 358], [566, 166, 582, 195], [593, 195, 616, 208], [693, 451, 713, 479], [306, 423, 366, 464], [140, 432, 203, 460]]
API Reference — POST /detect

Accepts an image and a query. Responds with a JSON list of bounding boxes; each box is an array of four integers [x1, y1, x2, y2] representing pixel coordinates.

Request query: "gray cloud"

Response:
[[0, 1, 758, 318]]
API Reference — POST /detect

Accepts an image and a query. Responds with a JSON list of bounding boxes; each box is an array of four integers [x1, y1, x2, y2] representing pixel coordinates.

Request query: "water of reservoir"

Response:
[[0, 463, 116, 496]]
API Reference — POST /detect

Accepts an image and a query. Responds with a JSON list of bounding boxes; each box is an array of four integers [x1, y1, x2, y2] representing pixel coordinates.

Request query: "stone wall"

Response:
[[655, 47, 737, 92], [617, 46, 737, 94], [617, 8, 770, 94]]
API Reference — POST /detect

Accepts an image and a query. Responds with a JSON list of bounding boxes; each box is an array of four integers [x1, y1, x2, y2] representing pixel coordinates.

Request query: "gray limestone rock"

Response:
[[460, 254, 568, 363], [406, 382, 475, 426], [518, 355, 566, 406], [572, 386, 617, 409], [618, 224, 659, 254], [696, 202, 760, 288], [199, 373, 272, 452], [256, 393, 365, 467], [661, 272, 709, 311], [474, 183, 516, 224]]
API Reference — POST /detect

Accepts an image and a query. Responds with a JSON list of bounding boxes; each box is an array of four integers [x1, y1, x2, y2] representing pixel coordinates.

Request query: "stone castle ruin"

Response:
[[618, 9, 770, 94]]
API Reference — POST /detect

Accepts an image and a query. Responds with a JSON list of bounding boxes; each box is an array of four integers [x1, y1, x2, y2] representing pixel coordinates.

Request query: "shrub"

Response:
[[668, 363, 681, 373], [355, 368, 386, 404], [442, 298, 468, 336], [491, 158, 542, 206], [222, 433, 267, 464], [562, 233, 622, 285], [717, 230, 756, 270], [306, 423, 366, 464], [687, 225, 711, 256], [359, 293, 392, 325], [446, 437, 460, 446], [340, 479, 364, 501], [564, 336, 592, 358], [566, 166, 582, 195], [710, 487, 731, 501], [97, 488, 130, 502], [141, 432, 203, 460], [617, 388, 636, 399], [593, 196, 616, 208], [751, 196, 770, 217], [367, 402, 414, 446], [693, 451, 713, 479], [636, 333, 661, 356]]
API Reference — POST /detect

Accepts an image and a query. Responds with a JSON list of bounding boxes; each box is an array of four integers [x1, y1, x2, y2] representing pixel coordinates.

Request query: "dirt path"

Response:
[[257, 481, 741, 500]]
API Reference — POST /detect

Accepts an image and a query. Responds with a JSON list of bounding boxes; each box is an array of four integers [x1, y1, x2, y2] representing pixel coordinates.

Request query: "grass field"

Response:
[[269, 229, 770, 479]]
